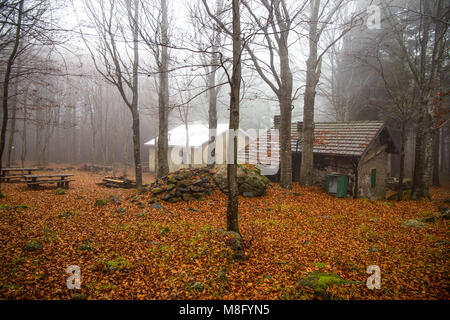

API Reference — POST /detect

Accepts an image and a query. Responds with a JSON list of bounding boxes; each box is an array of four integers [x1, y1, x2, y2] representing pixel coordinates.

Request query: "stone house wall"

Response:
[[357, 139, 389, 200]]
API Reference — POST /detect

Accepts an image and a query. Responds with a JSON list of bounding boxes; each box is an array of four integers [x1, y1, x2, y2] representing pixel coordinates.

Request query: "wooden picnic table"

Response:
[[0, 167, 40, 182], [23, 174, 74, 190]]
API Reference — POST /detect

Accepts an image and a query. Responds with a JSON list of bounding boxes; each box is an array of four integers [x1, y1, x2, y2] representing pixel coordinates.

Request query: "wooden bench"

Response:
[[1, 168, 39, 183], [97, 177, 136, 189], [23, 174, 74, 190]]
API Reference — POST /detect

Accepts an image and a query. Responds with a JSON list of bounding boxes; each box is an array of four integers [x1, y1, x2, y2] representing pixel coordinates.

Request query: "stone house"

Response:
[[145, 123, 251, 173], [237, 117, 398, 199]]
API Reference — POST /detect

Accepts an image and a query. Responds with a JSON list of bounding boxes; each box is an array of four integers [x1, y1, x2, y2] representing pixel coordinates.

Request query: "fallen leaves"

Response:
[[0, 169, 449, 300]]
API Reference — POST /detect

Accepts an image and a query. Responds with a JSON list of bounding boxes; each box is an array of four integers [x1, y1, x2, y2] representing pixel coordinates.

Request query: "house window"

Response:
[[371, 169, 376, 188]]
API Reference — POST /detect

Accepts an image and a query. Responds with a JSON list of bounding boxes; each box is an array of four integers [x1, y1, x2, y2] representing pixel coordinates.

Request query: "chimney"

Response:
[[297, 121, 303, 133], [273, 115, 281, 129]]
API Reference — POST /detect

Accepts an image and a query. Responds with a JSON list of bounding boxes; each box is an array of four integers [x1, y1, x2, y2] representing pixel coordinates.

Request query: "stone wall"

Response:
[[358, 139, 388, 200]]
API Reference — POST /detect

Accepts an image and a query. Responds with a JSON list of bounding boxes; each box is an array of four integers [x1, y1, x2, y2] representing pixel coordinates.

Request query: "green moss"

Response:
[[94, 255, 132, 272], [294, 272, 352, 299], [24, 239, 43, 251], [381, 201, 394, 207], [94, 199, 108, 207], [58, 211, 77, 219], [314, 262, 326, 269], [55, 188, 66, 195], [160, 226, 170, 236]]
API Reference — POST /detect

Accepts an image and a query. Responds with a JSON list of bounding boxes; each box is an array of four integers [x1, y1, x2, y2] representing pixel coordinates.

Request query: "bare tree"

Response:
[[138, 0, 171, 178], [1, 0, 24, 187], [300, 0, 351, 186], [227, 0, 242, 234], [200, 0, 242, 234], [240, 0, 308, 189], [81, 0, 143, 188], [188, 0, 226, 167]]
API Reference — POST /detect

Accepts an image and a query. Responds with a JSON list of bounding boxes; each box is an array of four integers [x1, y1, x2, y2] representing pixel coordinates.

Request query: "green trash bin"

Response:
[[325, 174, 348, 198]]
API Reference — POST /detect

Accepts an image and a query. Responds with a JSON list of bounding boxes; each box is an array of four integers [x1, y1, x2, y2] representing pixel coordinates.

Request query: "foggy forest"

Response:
[[0, 0, 449, 302]]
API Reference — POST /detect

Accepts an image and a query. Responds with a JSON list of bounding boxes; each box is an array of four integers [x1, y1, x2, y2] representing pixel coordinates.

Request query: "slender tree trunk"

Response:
[[432, 127, 440, 186], [207, 0, 221, 167], [207, 59, 218, 167], [279, 94, 292, 188], [131, 109, 142, 187], [6, 86, 18, 167], [226, 0, 241, 235], [0, 0, 23, 188], [397, 122, 406, 200], [20, 88, 28, 167], [184, 120, 191, 168], [300, 0, 321, 186], [157, 0, 170, 178], [278, 22, 293, 189], [131, 0, 142, 189]]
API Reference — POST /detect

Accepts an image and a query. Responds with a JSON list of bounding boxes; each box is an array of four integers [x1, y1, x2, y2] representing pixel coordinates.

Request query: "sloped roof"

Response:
[[145, 123, 249, 147], [237, 121, 395, 165]]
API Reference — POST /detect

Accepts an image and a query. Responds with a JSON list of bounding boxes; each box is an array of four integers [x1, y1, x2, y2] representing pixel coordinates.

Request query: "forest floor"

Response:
[[0, 165, 449, 300]]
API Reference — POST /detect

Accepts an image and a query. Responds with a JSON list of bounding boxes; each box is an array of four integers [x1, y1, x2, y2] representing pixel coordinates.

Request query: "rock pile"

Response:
[[212, 165, 270, 197], [148, 167, 216, 203], [146, 165, 271, 203]]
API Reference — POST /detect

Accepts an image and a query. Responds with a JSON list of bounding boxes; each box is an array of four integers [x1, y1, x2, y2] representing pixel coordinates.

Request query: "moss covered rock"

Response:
[[213, 165, 269, 197], [294, 272, 354, 299]]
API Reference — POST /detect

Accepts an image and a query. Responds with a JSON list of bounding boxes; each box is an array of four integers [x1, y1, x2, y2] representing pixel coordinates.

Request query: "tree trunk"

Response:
[[131, 110, 142, 188], [131, 0, 142, 189], [226, 0, 241, 235], [157, 0, 170, 178], [185, 121, 191, 168], [207, 57, 218, 167], [0, 0, 23, 188], [6, 87, 18, 167], [411, 97, 434, 199], [397, 122, 406, 200], [20, 88, 28, 167], [300, 0, 321, 187], [207, 0, 222, 167], [279, 95, 292, 189], [277, 11, 293, 189], [432, 126, 440, 186]]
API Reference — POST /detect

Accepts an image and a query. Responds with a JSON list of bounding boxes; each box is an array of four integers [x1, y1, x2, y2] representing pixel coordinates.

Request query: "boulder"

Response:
[[212, 165, 269, 197]]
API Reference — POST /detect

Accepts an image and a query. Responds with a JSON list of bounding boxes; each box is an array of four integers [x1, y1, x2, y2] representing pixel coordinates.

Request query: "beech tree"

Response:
[[81, 0, 143, 188]]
